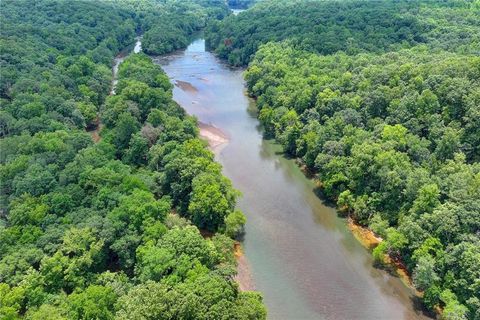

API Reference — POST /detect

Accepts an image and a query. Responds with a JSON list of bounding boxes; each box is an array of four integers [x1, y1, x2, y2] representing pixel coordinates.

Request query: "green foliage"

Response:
[[109, 189, 171, 231], [207, 0, 479, 66], [224, 210, 247, 238], [372, 242, 388, 265], [189, 173, 239, 231], [441, 290, 469, 320], [239, 38, 480, 316], [368, 214, 389, 239], [0, 0, 135, 133], [1, 1, 264, 319], [140, 0, 230, 55], [413, 256, 440, 291], [0, 283, 25, 320], [40, 228, 104, 293], [76, 103, 97, 128], [25, 304, 67, 320], [67, 285, 117, 320], [219, 1, 480, 316], [115, 277, 266, 320]]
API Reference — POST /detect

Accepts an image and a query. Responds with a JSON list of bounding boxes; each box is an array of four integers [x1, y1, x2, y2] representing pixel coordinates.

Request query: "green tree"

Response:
[[67, 285, 117, 320], [188, 173, 238, 231], [0, 283, 25, 320], [413, 255, 439, 291], [224, 210, 247, 238], [112, 112, 140, 153], [40, 228, 104, 293], [26, 304, 67, 320], [135, 245, 175, 282]]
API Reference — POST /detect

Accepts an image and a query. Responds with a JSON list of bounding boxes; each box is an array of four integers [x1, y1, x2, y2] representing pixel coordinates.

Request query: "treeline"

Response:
[[207, 0, 480, 319], [119, 0, 230, 55], [0, 0, 266, 319], [245, 43, 479, 318], [0, 0, 225, 133], [0, 0, 136, 134], [227, 0, 257, 9], [206, 0, 480, 66]]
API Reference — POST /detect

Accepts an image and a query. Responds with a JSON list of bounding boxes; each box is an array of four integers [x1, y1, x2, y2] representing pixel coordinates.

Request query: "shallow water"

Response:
[[156, 39, 431, 320], [110, 36, 142, 94]]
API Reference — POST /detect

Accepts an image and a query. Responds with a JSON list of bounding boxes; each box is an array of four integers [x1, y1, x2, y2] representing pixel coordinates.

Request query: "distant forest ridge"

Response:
[[208, 0, 479, 66]]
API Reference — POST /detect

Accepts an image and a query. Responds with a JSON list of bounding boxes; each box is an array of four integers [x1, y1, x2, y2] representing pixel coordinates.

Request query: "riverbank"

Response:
[[233, 242, 256, 291], [196, 124, 252, 291], [158, 37, 432, 319], [198, 122, 229, 153], [293, 143, 433, 316], [257, 104, 431, 312], [347, 217, 382, 249], [347, 217, 421, 293]]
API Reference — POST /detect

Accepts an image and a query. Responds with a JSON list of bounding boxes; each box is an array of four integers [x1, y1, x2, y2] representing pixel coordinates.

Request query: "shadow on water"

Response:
[[312, 184, 337, 207], [411, 296, 437, 318], [156, 37, 434, 320], [263, 138, 435, 318]]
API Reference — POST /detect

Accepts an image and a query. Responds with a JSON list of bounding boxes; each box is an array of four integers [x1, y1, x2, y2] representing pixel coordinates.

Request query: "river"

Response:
[[153, 38, 432, 320], [110, 36, 142, 95]]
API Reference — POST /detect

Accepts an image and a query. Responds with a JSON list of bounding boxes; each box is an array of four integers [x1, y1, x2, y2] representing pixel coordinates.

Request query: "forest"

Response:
[[0, 0, 266, 319], [226, 0, 257, 9], [207, 0, 480, 66], [206, 0, 480, 319], [2, 0, 480, 319]]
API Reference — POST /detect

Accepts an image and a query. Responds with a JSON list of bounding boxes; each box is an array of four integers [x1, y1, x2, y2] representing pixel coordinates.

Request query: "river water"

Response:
[[153, 39, 431, 320], [110, 36, 142, 95]]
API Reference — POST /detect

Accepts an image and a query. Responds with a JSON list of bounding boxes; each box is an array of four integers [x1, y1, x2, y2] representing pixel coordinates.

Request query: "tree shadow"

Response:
[[312, 185, 337, 207], [410, 296, 437, 318]]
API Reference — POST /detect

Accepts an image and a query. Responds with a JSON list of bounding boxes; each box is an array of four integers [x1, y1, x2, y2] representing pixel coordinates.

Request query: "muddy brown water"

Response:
[[154, 39, 432, 320]]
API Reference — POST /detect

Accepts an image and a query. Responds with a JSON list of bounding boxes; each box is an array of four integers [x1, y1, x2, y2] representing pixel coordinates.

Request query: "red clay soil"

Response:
[[347, 217, 382, 249]]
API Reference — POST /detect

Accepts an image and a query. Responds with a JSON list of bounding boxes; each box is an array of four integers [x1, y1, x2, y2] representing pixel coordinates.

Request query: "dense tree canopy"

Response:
[[227, 0, 257, 9], [117, 0, 230, 55], [3, 0, 479, 318], [207, 0, 480, 66], [0, 1, 265, 319], [208, 0, 480, 318], [0, 0, 136, 134]]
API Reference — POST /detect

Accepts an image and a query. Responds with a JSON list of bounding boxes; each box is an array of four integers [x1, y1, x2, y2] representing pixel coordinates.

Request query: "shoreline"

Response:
[[346, 217, 420, 293], [158, 38, 432, 317], [196, 91, 427, 301], [292, 146, 433, 316], [233, 242, 256, 291], [347, 217, 382, 249], [195, 122, 253, 291], [198, 122, 229, 153], [106, 38, 254, 295]]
